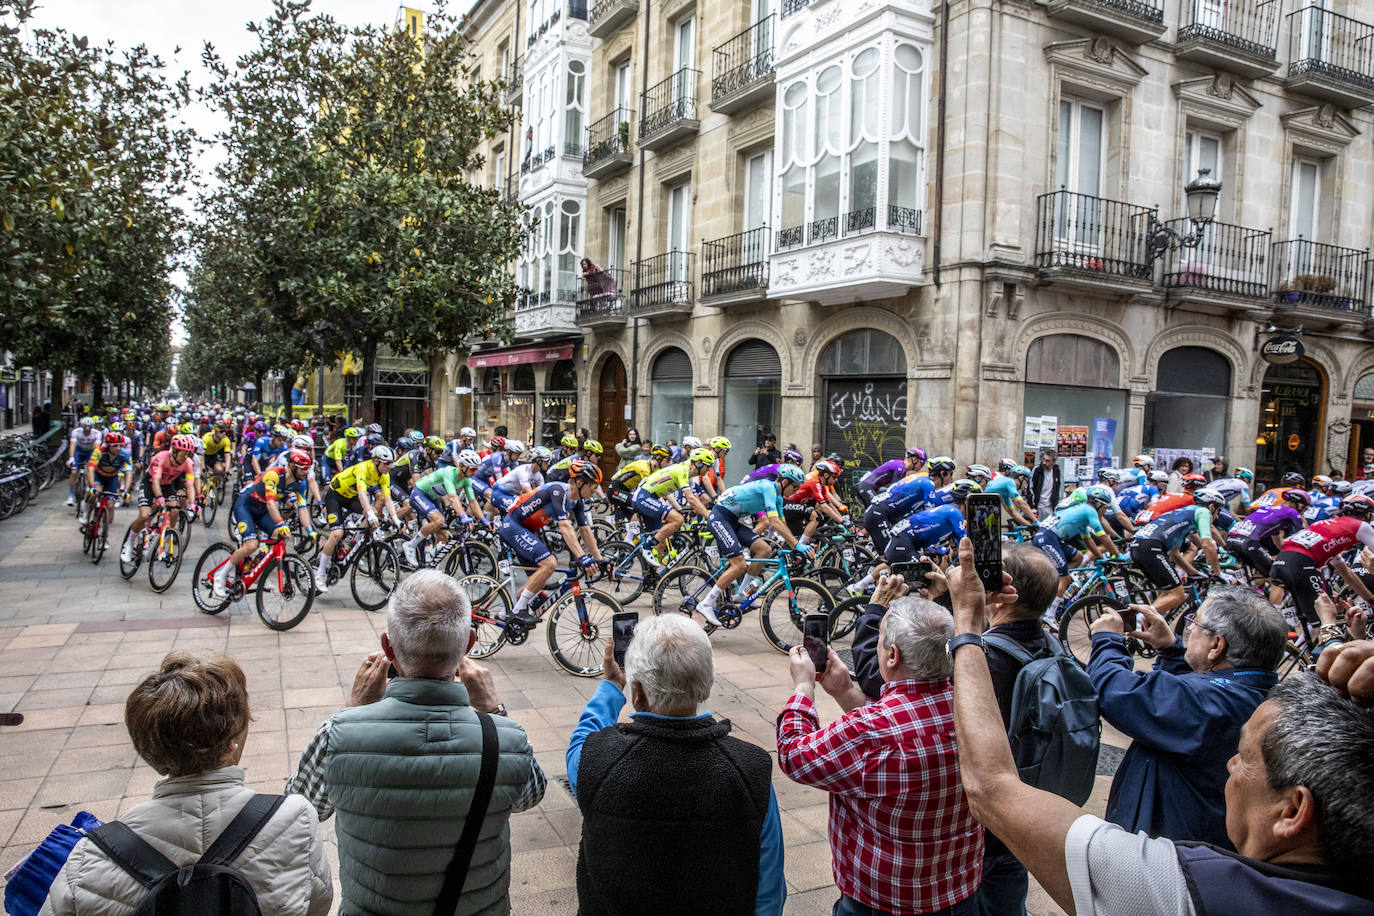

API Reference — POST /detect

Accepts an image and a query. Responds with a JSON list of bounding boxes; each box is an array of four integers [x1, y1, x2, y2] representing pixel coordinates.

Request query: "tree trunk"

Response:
[[254, 369, 265, 417], [360, 337, 378, 427], [48, 368, 62, 428], [92, 373, 104, 411]]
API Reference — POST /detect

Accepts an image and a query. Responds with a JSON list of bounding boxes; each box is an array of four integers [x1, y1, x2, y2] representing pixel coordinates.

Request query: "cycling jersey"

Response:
[[1251, 487, 1290, 509], [477, 452, 510, 484], [640, 462, 697, 498], [715, 480, 784, 520], [890, 503, 967, 548], [786, 476, 829, 506], [144, 450, 195, 487], [1046, 503, 1105, 540], [1208, 477, 1251, 505], [983, 475, 1021, 508], [1116, 485, 1152, 516], [870, 474, 937, 518], [70, 428, 103, 452], [330, 460, 391, 500], [1133, 505, 1213, 550], [498, 462, 543, 493], [324, 438, 351, 464], [744, 463, 782, 483], [1138, 492, 1193, 522], [1303, 497, 1339, 524], [389, 447, 429, 491], [859, 459, 907, 492], [416, 465, 476, 502], [1229, 505, 1302, 543], [1280, 516, 1374, 567], [201, 432, 232, 456], [244, 468, 307, 505], [253, 438, 285, 466], [506, 482, 589, 531], [611, 459, 654, 489], [86, 446, 131, 479]]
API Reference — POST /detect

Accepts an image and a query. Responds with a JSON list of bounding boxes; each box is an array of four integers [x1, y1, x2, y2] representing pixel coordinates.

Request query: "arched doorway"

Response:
[[649, 348, 693, 450], [540, 359, 577, 447], [596, 357, 627, 480], [1256, 359, 1325, 487], [819, 329, 908, 501], [1022, 334, 1126, 479], [1351, 368, 1374, 477], [1143, 347, 1231, 454], [722, 340, 782, 485]]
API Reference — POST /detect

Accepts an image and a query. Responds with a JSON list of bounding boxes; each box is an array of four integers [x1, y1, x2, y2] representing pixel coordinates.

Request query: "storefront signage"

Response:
[[1261, 335, 1305, 365], [19, 368, 34, 382], [1287, 433, 1301, 451], [469, 343, 575, 369], [0, 367, 14, 382]]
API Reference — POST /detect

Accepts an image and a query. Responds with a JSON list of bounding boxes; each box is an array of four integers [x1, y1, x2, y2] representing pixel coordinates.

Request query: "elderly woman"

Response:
[[1166, 456, 1194, 493], [41, 652, 331, 916], [614, 427, 642, 472], [1086, 587, 1285, 849]]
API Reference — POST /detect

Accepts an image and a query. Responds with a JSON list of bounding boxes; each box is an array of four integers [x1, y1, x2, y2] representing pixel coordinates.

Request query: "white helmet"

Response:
[[457, 449, 482, 468], [80, 417, 94, 428], [291, 435, 313, 449], [459, 426, 476, 438], [371, 445, 395, 463], [506, 438, 524, 452], [682, 436, 702, 449]]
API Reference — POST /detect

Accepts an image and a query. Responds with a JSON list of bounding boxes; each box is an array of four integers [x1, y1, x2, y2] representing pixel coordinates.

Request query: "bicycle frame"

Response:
[[480, 545, 595, 634], [202, 537, 289, 592]]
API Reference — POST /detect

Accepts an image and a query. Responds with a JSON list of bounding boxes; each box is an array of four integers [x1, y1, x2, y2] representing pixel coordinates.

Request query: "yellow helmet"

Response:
[[178, 422, 194, 434], [688, 448, 715, 466], [560, 433, 579, 448], [582, 439, 603, 455], [709, 436, 732, 451]]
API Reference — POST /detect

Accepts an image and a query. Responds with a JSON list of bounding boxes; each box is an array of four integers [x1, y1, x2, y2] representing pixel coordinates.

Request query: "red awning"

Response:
[[469, 343, 575, 368]]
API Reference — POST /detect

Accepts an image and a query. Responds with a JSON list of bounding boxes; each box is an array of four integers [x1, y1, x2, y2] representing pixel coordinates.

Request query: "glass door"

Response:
[[744, 151, 771, 266], [1183, 131, 1222, 269], [673, 16, 695, 113], [1054, 98, 1105, 249], [669, 182, 691, 287]]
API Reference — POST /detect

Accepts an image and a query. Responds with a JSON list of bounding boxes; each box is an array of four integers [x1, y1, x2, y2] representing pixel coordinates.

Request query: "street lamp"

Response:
[[1145, 168, 1223, 263]]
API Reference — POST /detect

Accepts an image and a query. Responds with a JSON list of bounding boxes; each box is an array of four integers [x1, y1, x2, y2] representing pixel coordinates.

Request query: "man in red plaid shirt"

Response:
[[776, 595, 983, 916]]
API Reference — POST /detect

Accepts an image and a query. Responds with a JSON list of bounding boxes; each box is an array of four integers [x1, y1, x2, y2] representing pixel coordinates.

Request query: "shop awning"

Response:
[[469, 342, 574, 368]]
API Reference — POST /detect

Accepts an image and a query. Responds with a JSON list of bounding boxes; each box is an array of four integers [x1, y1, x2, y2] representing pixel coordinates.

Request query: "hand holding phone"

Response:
[[802, 613, 830, 672], [1119, 608, 1138, 632], [612, 612, 638, 667], [966, 493, 1004, 591]]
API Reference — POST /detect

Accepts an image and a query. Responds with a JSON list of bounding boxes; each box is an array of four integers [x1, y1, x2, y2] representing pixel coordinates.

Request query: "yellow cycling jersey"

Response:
[[330, 460, 391, 500], [201, 432, 232, 455], [325, 438, 351, 461], [612, 459, 653, 489], [640, 461, 694, 497]]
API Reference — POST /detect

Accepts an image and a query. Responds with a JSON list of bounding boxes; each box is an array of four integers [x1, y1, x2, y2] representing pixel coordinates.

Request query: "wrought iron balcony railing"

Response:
[[776, 226, 804, 251], [888, 205, 922, 235], [702, 227, 769, 300], [845, 206, 876, 235], [1161, 219, 1270, 298], [781, 0, 809, 18], [1270, 238, 1368, 314], [711, 16, 775, 106], [584, 107, 633, 172], [640, 68, 700, 142], [1034, 189, 1154, 280], [632, 251, 695, 312], [577, 268, 627, 321], [1177, 0, 1280, 61], [1287, 6, 1374, 91], [808, 215, 838, 245], [507, 54, 523, 94]]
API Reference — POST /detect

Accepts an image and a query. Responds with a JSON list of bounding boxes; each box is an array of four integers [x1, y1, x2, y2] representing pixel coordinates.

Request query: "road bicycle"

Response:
[[459, 558, 623, 677], [191, 535, 316, 630], [200, 462, 229, 527], [80, 486, 122, 564], [118, 496, 186, 593], [317, 519, 401, 610], [392, 517, 498, 579]]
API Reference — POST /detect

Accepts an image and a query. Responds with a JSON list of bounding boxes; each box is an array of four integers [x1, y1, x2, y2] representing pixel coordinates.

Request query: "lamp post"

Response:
[[1145, 168, 1223, 264]]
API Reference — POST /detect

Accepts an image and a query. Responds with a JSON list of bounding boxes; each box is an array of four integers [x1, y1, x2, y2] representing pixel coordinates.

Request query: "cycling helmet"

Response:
[[709, 436, 732, 451], [459, 426, 476, 439], [178, 422, 195, 434], [1311, 474, 1333, 490], [570, 459, 602, 484], [966, 464, 992, 482], [504, 439, 524, 454], [682, 436, 703, 450], [80, 417, 94, 428], [1333, 480, 1353, 495], [815, 460, 840, 477], [407, 430, 424, 443], [651, 445, 672, 459], [423, 435, 445, 450], [287, 448, 313, 470], [1235, 467, 1254, 482], [906, 446, 928, 464], [1283, 488, 1312, 509], [456, 449, 482, 468], [366, 423, 382, 435], [271, 424, 289, 438], [170, 434, 197, 453], [530, 446, 553, 462], [1181, 472, 1208, 491], [1133, 454, 1155, 468], [560, 433, 580, 448], [997, 458, 1017, 473], [1340, 494, 1374, 519], [343, 426, 361, 438], [949, 479, 983, 503], [371, 445, 395, 463], [1011, 464, 1032, 479], [290, 419, 306, 431], [1084, 485, 1114, 507], [102, 432, 126, 449], [488, 435, 506, 451], [108, 421, 125, 433], [928, 456, 956, 475], [366, 433, 385, 447], [1193, 489, 1226, 509], [688, 447, 716, 466], [777, 464, 806, 486], [582, 439, 603, 455], [780, 448, 802, 464], [1281, 472, 1307, 487], [290, 435, 313, 449]]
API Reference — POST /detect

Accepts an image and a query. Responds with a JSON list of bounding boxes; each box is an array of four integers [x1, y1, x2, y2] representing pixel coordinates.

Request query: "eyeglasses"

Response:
[[1183, 614, 1212, 634]]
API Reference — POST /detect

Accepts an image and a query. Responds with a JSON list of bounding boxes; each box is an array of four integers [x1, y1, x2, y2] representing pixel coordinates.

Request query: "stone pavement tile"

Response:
[[11, 798, 123, 847], [779, 808, 826, 846], [0, 777, 43, 812], [522, 685, 585, 709], [510, 888, 579, 914], [0, 648, 61, 676], [540, 806, 583, 846], [88, 684, 137, 704], [95, 666, 154, 687], [11, 686, 93, 710], [6, 705, 81, 732], [0, 727, 68, 757], [506, 845, 577, 898], [34, 769, 131, 808], [720, 666, 792, 690], [772, 776, 828, 811], [0, 747, 59, 780], [46, 741, 136, 776], [75, 702, 127, 726], [29, 669, 102, 692], [0, 807, 23, 847], [0, 675, 38, 695], [123, 764, 162, 799], [284, 705, 336, 733], [509, 808, 566, 853], [536, 776, 576, 813], [282, 666, 343, 690], [62, 722, 129, 749], [786, 802, 830, 838], [283, 686, 347, 708], [784, 840, 836, 893], [499, 688, 532, 712], [785, 886, 839, 915]]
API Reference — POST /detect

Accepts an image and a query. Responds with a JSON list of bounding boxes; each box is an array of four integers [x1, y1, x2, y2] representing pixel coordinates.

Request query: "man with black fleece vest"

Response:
[[566, 614, 786, 916]]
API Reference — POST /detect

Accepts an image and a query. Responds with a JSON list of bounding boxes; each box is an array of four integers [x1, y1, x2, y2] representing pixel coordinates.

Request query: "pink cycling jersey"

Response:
[[1280, 515, 1374, 567], [146, 449, 195, 487]]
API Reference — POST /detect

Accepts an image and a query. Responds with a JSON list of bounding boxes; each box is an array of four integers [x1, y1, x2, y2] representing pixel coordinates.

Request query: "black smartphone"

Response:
[[611, 611, 638, 667], [802, 613, 830, 672], [907, 558, 930, 590], [1120, 608, 1138, 632], [966, 493, 1003, 591]]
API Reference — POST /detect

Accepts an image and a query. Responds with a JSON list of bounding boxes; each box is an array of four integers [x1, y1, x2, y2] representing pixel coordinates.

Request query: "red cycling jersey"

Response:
[[787, 477, 827, 506], [1138, 492, 1192, 522], [146, 450, 195, 487], [1280, 515, 1374, 567]]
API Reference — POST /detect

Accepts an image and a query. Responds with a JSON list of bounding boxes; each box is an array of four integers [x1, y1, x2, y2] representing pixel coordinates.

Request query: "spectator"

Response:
[[947, 538, 1374, 915], [1207, 456, 1228, 482], [615, 428, 641, 472], [567, 616, 785, 916], [1030, 449, 1060, 518], [287, 570, 545, 914], [809, 443, 823, 468], [667, 438, 680, 461], [1359, 446, 1374, 480], [41, 653, 331, 916], [777, 596, 983, 916], [749, 433, 781, 468], [1086, 587, 1284, 848], [31, 401, 50, 436], [1167, 455, 1194, 493]]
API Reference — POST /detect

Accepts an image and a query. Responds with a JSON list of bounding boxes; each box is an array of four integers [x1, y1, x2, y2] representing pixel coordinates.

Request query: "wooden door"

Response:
[[597, 356, 627, 481]]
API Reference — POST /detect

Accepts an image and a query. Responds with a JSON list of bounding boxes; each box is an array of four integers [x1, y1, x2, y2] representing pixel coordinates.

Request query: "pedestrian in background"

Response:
[[1030, 449, 1060, 518], [1167, 456, 1194, 493], [615, 428, 641, 472], [750, 433, 781, 467]]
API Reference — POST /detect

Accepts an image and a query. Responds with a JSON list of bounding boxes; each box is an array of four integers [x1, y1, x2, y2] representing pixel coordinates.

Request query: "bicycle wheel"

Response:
[[81, 513, 93, 555], [599, 540, 650, 605], [1276, 641, 1313, 680], [202, 489, 217, 526], [443, 541, 497, 579], [808, 565, 851, 604], [191, 542, 236, 615], [759, 577, 833, 654], [1058, 594, 1126, 665], [461, 574, 511, 659], [256, 554, 315, 630], [547, 588, 620, 677], [92, 505, 111, 565], [827, 594, 869, 672], [651, 564, 716, 629], [147, 528, 183, 593], [118, 523, 141, 579], [350, 541, 400, 611]]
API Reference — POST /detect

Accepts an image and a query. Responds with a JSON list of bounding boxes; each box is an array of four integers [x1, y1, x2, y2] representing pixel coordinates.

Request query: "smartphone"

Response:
[[1120, 608, 1138, 632], [907, 558, 931, 590], [611, 611, 638, 667], [966, 493, 1003, 591], [802, 613, 830, 672]]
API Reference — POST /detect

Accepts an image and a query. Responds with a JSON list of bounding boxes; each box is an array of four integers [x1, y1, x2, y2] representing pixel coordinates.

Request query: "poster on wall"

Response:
[[1093, 417, 1117, 477], [1057, 426, 1088, 457], [1023, 416, 1041, 451], [1039, 416, 1058, 451], [1153, 447, 1207, 475]]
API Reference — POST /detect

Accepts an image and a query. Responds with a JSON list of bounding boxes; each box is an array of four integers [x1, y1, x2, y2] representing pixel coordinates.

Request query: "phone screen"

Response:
[[612, 613, 638, 667], [802, 614, 829, 672], [1120, 609, 1138, 632], [967, 494, 1003, 591]]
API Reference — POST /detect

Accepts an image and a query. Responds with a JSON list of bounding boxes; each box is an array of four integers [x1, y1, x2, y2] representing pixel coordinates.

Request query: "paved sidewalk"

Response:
[[0, 485, 1118, 914]]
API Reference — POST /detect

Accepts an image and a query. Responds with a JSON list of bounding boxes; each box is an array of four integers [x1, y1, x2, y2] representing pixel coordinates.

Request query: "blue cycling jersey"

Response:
[[892, 504, 967, 548], [1047, 502, 1105, 540], [476, 452, 508, 484], [984, 475, 1020, 507], [871, 474, 936, 518], [1117, 485, 1151, 516], [1303, 497, 1339, 524], [1134, 505, 1213, 550], [253, 438, 285, 464], [716, 479, 784, 519]]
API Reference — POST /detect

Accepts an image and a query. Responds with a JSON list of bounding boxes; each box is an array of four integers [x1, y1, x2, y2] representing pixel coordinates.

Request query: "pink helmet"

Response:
[[171, 434, 198, 453]]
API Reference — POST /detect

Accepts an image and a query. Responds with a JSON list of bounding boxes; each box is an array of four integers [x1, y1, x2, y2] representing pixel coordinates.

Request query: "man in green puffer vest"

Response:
[[287, 569, 546, 915]]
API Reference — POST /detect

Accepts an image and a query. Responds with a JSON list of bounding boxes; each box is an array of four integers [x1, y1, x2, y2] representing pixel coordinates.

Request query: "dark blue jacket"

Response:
[[1088, 633, 1276, 849]]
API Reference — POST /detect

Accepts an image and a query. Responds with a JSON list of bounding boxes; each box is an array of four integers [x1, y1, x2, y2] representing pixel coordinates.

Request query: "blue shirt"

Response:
[[1048, 502, 1105, 539], [566, 680, 786, 916], [984, 475, 1021, 508], [892, 503, 967, 548], [1117, 485, 1151, 516], [717, 479, 785, 519], [252, 438, 285, 464]]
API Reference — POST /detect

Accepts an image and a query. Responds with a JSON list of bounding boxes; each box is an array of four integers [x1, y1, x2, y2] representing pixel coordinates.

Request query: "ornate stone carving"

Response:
[[887, 240, 920, 268], [985, 284, 1003, 318], [701, 337, 712, 356], [842, 244, 872, 275], [808, 249, 836, 279], [793, 327, 808, 348], [1011, 313, 1134, 383], [1088, 37, 1115, 65], [773, 258, 799, 285], [1206, 72, 1233, 100], [1008, 284, 1025, 320], [1327, 418, 1352, 474], [597, 175, 630, 201], [1318, 103, 1336, 128], [728, 106, 774, 140]]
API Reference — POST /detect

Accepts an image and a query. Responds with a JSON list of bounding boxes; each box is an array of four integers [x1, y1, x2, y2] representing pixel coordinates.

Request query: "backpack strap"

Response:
[[433, 712, 499, 916], [982, 633, 1035, 666], [200, 794, 286, 867], [85, 822, 177, 889]]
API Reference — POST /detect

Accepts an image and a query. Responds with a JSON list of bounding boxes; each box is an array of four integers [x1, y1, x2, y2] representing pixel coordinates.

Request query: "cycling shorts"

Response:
[[138, 475, 186, 509], [1268, 550, 1322, 624], [861, 503, 894, 557], [324, 489, 363, 530], [489, 486, 519, 514], [499, 517, 551, 566], [1225, 537, 1275, 578], [706, 505, 757, 559], [90, 472, 121, 497], [71, 446, 93, 471], [408, 489, 440, 519], [231, 500, 277, 542], [607, 482, 633, 511], [1128, 538, 1182, 590], [1031, 528, 1079, 578], [472, 477, 493, 500], [631, 490, 674, 526]]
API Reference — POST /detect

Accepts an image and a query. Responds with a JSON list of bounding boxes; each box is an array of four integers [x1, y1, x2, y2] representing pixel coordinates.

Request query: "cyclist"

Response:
[[214, 448, 316, 599], [696, 464, 813, 626], [1268, 494, 1374, 631], [402, 449, 487, 568], [471, 435, 512, 505], [851, 456, 956, 592], [500, 460, 610, 626], [556, 432, 581, 461], [490, 446, 554, 513], [388, 435, 441, 510], [1128, 488, 1229, 616], [1135, 472, 1208, 522], [456, 426, 477, 452], [67, 417, 104, 506], [1033, 485, 1120, 615], [855, 446, 928, 506], [1252, 471, 1306, 509], [126, 421, 146, 481], [315, 445, 401, 592], [350, 432, 386, 467], [1209, 466, 1255, 514], [121, 434, 199, 564], [607, 445, 672, 521], [1116, 470, 1154, 518], [1131, 454, 1155, 474], [632, 447, 715, 569], [881, 478, 982, 570], [1224, 489, 1309, 583], [580, 438, 604, 462], [324, 426, 360, 478], [80, 431, 131, 526], [700, 436, 732, 501], [201, 420, 233, 493], [965, 463, 1035, 527], [786, 459, 851, 547], [252, 425, 288, 476]]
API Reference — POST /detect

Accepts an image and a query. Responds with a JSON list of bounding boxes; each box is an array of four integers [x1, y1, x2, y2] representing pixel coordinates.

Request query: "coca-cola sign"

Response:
[[1261, 335, 1304, 365]]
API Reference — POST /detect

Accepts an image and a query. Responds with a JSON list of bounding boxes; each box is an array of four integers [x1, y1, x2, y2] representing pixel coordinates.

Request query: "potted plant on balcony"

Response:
[[617, 120, 630, 151], [1278, 272, 1337, 304]]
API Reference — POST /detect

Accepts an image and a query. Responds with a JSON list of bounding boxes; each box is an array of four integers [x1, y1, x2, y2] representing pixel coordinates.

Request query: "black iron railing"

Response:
[[508, 54, 523, 93], [845, 207, 876, 235], [809, 216, 838, 244], [641, 69, 699, 141], [1103, 0, 1163, 24], [1162, 220, 1270, 298], [517, 289, 552, 309], [702, 227, 769, 299], [563, 138, 584, 159], [1287, 6, 1374, 89], [712, 16, 775, 105], [569, 0, 588, 20], [632, 251, 695, 312], [781, 0, 810, 17], [1177, 0, 1280, 59], [888, 205, 922, 234], [504, 175, 519, 206], [1034, 190, 1154, 280], [590, 0, 635, 31], [584, 107, 633, 171], [776, 226, 804, 250], [1270, 238, 1368, 313], [577, 268, 627, 320]]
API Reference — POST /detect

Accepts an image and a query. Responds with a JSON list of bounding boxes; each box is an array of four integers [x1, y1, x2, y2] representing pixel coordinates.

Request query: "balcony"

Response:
[[701, 227, 770, 305], [768, 205, 925, 304], [711, 16, 775, 114], [1175, 0, 1280, 78], [1284, 7, 1374, 108], [503, 176, 519, 207], [563, 138, 585, 160], [505, 54, 522, 106], [515, 288, 580, 339], [781, 0, 809, 17], [589, 0, 638, 39], [576, 268, 628, 328], [1270, 238, 1369, 325], [1033, 190, 1154, 294], [1162, 219, 1271, 316], [639, 69, 700, 151], [631, 251, 695, 317], [583, 107, 634, 179], [1045, 0, 1165, 44]]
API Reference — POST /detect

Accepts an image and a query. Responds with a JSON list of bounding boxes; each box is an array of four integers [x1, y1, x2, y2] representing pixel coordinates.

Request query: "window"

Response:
[[614, 61, 631, 113], [888, 43, 924, 214], [674, 16, 696, 72], [565, 60, 586, 155], [780, 80, 808, 235], [1183, 131, 1221, 214], [1290, 158, 1320, 241], [1056, 99, 1104, 196], [493, 147, 506, 190], [499, 41, 510, 79], [668, 182, 691, 281], [608, 208, 627, 271], [814, 64, 843, 233], [1144, 347, 1231, 453], [745, 151, 772, 231], [847, 49, 879, 226], [558, 199, 582, 299]]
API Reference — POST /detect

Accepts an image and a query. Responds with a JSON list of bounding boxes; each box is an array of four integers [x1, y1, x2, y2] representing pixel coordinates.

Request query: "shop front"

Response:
[[539, 359, 578, 448], [1143, 346, 1231, 455], [468, 340, 577, 444], [649, 348, 693, 450], [818, 329, 908, 502], [1021, 334, 1127, 481], [1351, 369, 1374, 478], [1255, 359, 1325, 487], [722, 340, 782, 485]]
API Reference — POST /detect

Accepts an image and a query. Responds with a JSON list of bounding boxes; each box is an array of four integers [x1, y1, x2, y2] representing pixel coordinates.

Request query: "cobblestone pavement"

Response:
[[0, 485, 1125, 914]]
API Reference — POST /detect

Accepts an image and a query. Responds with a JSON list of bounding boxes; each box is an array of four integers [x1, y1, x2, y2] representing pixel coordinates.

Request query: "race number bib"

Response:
[[1303, 507, 1320, 522], [1230, 519, 1256, 537], [1288, 528, 1323, 548], [1137, 522, 1160, 540]]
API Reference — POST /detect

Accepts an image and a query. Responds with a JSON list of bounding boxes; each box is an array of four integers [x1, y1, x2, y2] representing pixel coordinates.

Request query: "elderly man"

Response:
[[287, 569, 545, 915], [777, 596, 983, 916], [1087, 588, 1284, 847], [947, 537, 1374, 914], [566, 615, 784, 916]]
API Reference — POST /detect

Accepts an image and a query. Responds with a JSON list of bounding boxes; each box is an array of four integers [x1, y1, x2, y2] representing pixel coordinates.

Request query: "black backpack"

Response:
[[84, 794, 284, 915]]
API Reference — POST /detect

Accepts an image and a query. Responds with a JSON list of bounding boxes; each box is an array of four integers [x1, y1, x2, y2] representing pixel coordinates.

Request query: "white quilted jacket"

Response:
[[39, 766, 331, 916]]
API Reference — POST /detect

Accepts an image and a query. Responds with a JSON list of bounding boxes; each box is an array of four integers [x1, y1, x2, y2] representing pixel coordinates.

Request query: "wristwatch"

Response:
[[946, 633, 985, 658]]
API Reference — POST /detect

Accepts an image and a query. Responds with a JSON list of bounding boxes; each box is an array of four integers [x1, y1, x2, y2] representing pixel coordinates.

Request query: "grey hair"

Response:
[[1198, 587, 1286, 670], [880, 596, 953, 680], [1263, 674, 1374, 872], [385, 569, 472, 677], [623, 614, 714, 713]]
